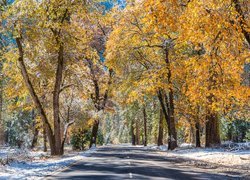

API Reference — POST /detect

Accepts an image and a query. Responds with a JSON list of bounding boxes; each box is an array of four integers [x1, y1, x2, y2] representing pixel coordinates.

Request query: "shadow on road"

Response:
[[50, 146, 242, 180]]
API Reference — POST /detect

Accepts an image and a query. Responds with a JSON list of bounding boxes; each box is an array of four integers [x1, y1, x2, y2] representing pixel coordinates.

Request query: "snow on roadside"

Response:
[[144, 142, 250, 169], [167, 147, 250, 168], [0, 147, 96, 180]]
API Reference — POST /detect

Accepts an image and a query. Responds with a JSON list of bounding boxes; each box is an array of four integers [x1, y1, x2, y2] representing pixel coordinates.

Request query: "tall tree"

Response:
[[178, 0, 249, 147], [1, 0, 96, 155]]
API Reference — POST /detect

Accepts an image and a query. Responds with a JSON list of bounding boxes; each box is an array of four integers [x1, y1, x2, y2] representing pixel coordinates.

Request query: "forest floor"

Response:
[[0, 143, 249, 179]]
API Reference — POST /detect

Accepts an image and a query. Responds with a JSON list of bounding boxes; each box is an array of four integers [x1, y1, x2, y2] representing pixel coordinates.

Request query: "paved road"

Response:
[[49, 145, 241, 180]]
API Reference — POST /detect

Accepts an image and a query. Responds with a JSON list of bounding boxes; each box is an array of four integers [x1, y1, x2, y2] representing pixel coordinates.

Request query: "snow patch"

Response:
[[143, 143, 250, 169], [0, 147, 96, 179]]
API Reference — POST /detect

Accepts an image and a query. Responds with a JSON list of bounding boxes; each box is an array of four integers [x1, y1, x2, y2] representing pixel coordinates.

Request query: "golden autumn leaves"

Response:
[[105, 0, 249, 147], [0, 0, 249, 150]]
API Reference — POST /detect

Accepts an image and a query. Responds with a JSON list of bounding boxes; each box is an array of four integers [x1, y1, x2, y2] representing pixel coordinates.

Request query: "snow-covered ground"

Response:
[[167, 147, 249, 167], [145, 142, 250, 176], [0, 147, 96, 180]]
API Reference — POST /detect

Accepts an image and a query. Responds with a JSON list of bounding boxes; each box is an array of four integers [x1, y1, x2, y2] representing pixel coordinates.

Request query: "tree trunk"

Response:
[[157, 108, 164, 146], [87, 60, 113, 149], [227, 123, 233, 141], [43, 124, 47, 152], [195, 122, 201, 147], [163, 47, 178, 150], [131, 120, 136, 145], [136, 119, 140, 145], [166, 86, 178, 150], [0, 64, 4, 145], [143, 107, 147, 146], [205, 113, 220, 147], [31, 110, 39, 149], [15, 38, 57, 155], [89, 119, 99, 148], [31, 127, 39, 149], [190, 125, 195, 144], [61, 120, 74, 154], [157, 91, 177, 150], [205, 62, 221, 147], [52, 43, 64, 155]]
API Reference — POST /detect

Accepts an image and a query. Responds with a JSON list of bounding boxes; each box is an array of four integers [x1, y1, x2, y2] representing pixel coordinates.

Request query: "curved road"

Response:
[[48, 145, 242, 180]]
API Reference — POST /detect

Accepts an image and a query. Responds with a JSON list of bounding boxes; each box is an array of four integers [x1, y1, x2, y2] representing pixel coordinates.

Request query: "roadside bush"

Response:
[[71, 129, 91, 150]]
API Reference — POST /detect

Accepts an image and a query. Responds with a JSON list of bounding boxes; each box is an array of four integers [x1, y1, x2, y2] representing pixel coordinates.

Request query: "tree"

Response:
[[1, 0, 97, 155], [106, 1, 181, 150], [178, 0, 249, 147], [0, 0, 8, 146]]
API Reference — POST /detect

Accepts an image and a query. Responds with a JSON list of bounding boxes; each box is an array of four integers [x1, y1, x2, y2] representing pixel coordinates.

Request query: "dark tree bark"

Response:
[[43, 124, 47, 152], [87, 58, 113, 148], [160, 47, 178, 150], [14, 8, 73, 155], [158, 90, 177, 150], [190, 126, 195, 144], [0, 62, 4, 145], [227, 123, 233, 141], [131, 120, 136, 146], [0, 0, 6, 146], [205, 63, 221, 147], [31, 127, 39, 149], [136, 119, 140, 145], [31, 110, 39, 149], [53, 43, 64, 155], [143, 107, 147, 146], [195, 122, 201, 147], [157, 108, 164, 146], [205, 113, 220, 147], [87, 59, 101, 148], [89, 119, 99, 148], [16, 37, 56, 154]]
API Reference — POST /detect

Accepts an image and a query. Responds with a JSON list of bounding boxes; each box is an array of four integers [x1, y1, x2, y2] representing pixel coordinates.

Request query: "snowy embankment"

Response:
[[0, 146, 96, 179], [146, 142, 250, 176]]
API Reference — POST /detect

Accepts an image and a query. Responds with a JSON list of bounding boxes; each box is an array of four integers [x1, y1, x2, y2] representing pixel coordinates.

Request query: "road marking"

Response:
[[129, 173, 133, 178]]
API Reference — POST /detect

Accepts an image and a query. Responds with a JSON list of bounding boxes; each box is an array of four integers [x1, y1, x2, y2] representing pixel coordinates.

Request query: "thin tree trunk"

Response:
[[89, 120, 99, 148], [163, 47, 178, 150], [43, 124, 47, 152], [190, 125, 195, 144], [15, 38, 56, 155], [31, 110, 39, 149], [87, 60, 113, 148], [157, 108, 164, 146], [131, 120, 136, 145], [158, 90, 177, 150], [61, 120, 74, 154], [143, 107, 147, 146], [195, 122, 201, 147], [136, 119, 140, 145], [227, 123, 233, 141], [31, 127, 39, 149], [0, 63, 4, 145]]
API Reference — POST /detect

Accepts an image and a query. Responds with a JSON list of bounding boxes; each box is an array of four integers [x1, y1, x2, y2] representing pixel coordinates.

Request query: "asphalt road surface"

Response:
[[48, 145, 242, 180]]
